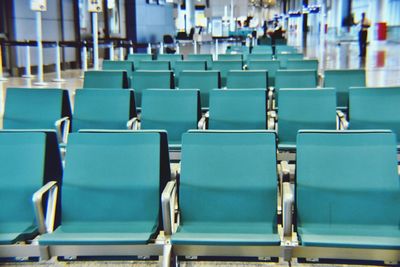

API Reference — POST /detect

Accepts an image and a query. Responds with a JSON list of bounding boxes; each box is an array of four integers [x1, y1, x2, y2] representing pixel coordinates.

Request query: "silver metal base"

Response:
[[52, 78, 66, 83]]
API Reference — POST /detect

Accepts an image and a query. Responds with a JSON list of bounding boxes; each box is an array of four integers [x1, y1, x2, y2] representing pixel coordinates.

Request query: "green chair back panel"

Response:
[[179, 71, 220, 108], [247, 54, 273, 62], [275, 45, 298, 54], [278, 88, 337, 145], [275, 70, 317, 89], [227, 70, 268, 89], [62, 132, 162, 224], [180, 131, 277, 224], [211, 60, 243, 87], [218, 54, 243, 61], [276, 53, 304, 68], [187, 54, 213, 70], [83, 70, 129, 89], [174, 61, 207, 87], [102, 61, 134, 79], [136, 60, 170, 70], [72, 89, 135, 132], [247, 60, 281, 86], [252, 46, 273, 54], [141, 89, 200, 144], [324, 69, 366, 109], [296, 130, 399, 228], [209, 89, 267, 130], [349, 87, 400, 143], [126, 54, 152, 69], [131, 70, 173, 107], [157, 54, 183, 69], [286, 59, 319, 71]]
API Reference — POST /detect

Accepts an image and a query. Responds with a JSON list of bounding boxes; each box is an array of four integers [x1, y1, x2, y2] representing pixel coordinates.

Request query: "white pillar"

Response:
[[129, 41, 134, 54], [22, 44, 34, 78], [34, 11, 46, 85], [109, 44, 114, 60], [0, 45, 7, 81], [92, 12, 99, 70], [193, 40, 197, 54], [80, 42, 88, 79], [160, 42, 164, 55], [119, 46, 124, 60], [215, 39, 219, 60], [52, 42, 65, 82], [147, 43, 152, 54]]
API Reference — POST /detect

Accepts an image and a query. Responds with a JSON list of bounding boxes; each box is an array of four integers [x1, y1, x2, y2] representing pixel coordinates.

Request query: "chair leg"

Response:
[[162, 243, 172, 267]]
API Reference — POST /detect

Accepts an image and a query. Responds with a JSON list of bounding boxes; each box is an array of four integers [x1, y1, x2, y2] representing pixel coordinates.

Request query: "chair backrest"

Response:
[[218, 54, 243, 61], [187, 54, 213, 70], [174, 61, 206, 87], [211, 60, 243, 87], [131, 70, 174, 107], [275, 69, 317, 89], [157, 54, 183, 70], [179, 70, 220, 109], [209, 89, 267, 130], [247, 53, 273, 62], [286, 59, 319, 71], [136, 60, 170, 70], [72, 89, 136, 132], [127, 54, 152, 69], [0, 131, 62, 225], [4, 88, 71, 130], [296, 130, 399, 229], [278, 88, 337, 146], [349, 87, 400, 143], [275, 45, 298, 54], [141, 89, 201, 145], [83, 70, 129, 89], [247, 60, 281, 86], [61, 131, 170, 227], [275, 53, 303, 68], [252, 45, 273, 54], [324, 69, 366, 109], [226, 70, 268, 89], [102, 60, 134, 78], [180, 131, 277, 226]]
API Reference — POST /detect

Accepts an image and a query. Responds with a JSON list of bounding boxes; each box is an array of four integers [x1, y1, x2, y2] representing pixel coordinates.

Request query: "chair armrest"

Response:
[[32, 181, 58, 234], [282, 181, 294, 237], [268, 87, 275, 111], [336, 110, 349, 130], [162, 180, 179, 236], [127, 117, 140, 130], [54, 117, 70, 144], [243, 64, 248, 70], [198, 111, 209, 130]]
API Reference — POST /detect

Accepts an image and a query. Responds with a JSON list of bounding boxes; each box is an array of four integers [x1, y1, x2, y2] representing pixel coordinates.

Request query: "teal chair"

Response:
[[4, 88, 72, 143], [179, 70, 220, 110], [277, 88, 337, 151], [141, 89, 201, 155], [187, 54, 213, 70], [102, 60, 134, 88], [295, 130, 400, 262], [324, 69, 366, 110], [286, 59, 318, 71], [349, 87, 400, 145], [136, 60, 170, 70], [157, 54, 183, 70], [165, 131, 280, 263], [252, 45, 273, 54], [211, 60, 243, 87], [247, 60, 281, 86], [225, 45, 250, 55], [208, 89, 267, 130], [72, 89, 136, 132], [247, 53, 273, 62], [131, 70, 174, 108], [274, 70, 318, 108], [226, 70, 268, 89], [39, 131, 170, 259], [126, 54, 152, 69], [218, 54, 243, 61], [275, 53, 303, 68], [174, 60, 206, 87], [83, 70, 129, 89], [0, 131, 62, 257]]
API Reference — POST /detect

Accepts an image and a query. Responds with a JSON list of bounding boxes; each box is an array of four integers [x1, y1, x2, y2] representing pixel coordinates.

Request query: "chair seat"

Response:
[[298, 224, 400, 250], [172, 222, 280, 246], [39, 221, 158, 245], [0, 222, 37, 245], [278, 142, 296, 151]]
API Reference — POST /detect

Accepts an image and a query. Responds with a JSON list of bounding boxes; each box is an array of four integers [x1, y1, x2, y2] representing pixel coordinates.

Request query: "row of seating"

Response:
[[0, 130, 398, 265], [5, 87, 400, 152]]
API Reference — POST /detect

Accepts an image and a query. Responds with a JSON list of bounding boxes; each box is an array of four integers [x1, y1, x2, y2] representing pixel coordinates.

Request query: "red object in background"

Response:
[[376, 22, 387, 41], [376, 50, 386, 68], [324, 24, 328, 34]]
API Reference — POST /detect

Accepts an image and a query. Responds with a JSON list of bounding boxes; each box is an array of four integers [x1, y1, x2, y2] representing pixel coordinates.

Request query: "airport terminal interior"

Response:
[[0, 0, 399, 266]]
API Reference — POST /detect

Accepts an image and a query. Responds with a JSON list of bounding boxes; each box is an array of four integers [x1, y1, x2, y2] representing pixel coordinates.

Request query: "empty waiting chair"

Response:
[[179, 70, 220, 110], [324, 69, 366, 110], [131, 70, 174, 108], [211, 60, 243, 87], [83, 70, 129, 89], [72, 89, 136, 132], [187, 54, 213, 70], [247, 60, 281, 86], [294, 130, 400, 262], [247, 53, 273, 62], [286, 59, 319, 71], [275, 53, 303, 68], [127, 53, 152, 69], [140, 89, 201, 154], [349, 87, 400, 145], [102, 60, 134, 79], [157, 54, 183, 70], [136, 60, 170, 70], [0, 131, 62, 256], [207, 89, 267, 130], [218, 54, 243, 61], [174, 60, 206, 87], [3, 88, 72, 143], [39, 131, 170, 259], [276, 88, 337, 151], [252, 45, 273, 54], [165, 131, 280, 264], [226, 70, 268, 89]]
